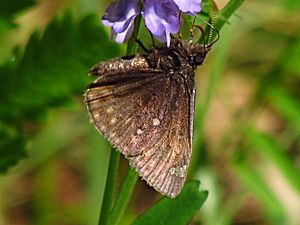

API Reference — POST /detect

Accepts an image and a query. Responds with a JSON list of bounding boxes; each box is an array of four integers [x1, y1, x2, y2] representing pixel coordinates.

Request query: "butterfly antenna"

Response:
[[191, 24, 208, 52], [195, 14, 220, 47], [189, 16, 197, 44], [207, 15, 215, 45], [177, 12, 183, 44], [207, 15, 219, 47]]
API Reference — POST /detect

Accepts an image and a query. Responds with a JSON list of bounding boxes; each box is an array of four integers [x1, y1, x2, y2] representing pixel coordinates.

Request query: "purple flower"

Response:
[[102, 0, 140, 43], [101, 0, 203, 46], [142, 0, 180, 46], [173, 0, 202, 15]]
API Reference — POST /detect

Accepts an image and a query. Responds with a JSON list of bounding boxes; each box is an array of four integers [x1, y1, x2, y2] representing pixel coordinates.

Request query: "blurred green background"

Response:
[[0, 0, 300, 224]]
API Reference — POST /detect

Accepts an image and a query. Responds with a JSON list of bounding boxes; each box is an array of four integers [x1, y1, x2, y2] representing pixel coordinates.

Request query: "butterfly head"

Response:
[[188, 44, 209, 66], [176, 41, 209, 68]]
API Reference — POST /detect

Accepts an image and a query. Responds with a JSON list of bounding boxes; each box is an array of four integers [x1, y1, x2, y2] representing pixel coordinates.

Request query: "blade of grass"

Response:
[[108, 16, 142, 225], [110, 168, 138, 225], [268, 87, 300, 134], [191, 0, 246, 176], [191, 16, 235, 176], [86, 126, 111, 225], [215, 0, 245, 31], [98, 149, 120, 225], [98, 15, 141, 225], [233, 161, 287, 225], [247, 129, 300, 193]]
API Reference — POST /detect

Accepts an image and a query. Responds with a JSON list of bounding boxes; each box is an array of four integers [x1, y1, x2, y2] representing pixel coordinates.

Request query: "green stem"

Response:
[[190, 0, 245, 176], [215, 0, 245, 30], [98, 15, 141, 225], [110, 169, 139, 225], [107, 15, 141, 225], [126, 15, 142, 55], [98, 149, 120, 225]]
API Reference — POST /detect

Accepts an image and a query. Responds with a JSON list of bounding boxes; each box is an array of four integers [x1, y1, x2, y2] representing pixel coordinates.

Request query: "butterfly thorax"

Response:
[[144, 41, 208, 79]]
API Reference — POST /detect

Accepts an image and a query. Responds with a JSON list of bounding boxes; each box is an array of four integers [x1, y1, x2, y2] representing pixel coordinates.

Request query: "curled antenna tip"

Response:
[[194, 14, 220, 46]]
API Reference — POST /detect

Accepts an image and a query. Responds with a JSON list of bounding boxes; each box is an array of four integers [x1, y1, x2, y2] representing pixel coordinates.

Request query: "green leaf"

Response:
[[186, 0, 218, 26], [0, 0, 36, 34], [0, 13, 121, 172], [268, 87, 300, 133], [215, 0, 245, 31], [1, 13, 121, 122], [233, 161, 287, 225], [0, 0, 36, 19], [283, 0, 300, 10], [247, 129, 300, 193], [132, 181, 208, 225], [283, 39, 300, 77], [0, 19, 18, 33], [0, 123, 26, 173]]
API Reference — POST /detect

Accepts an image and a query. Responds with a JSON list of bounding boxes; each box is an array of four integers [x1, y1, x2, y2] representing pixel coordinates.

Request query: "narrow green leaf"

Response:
[[282, 0, 300, 10], [247, 129, 300, 193], [132, 181, 208, 225], [283, 39, 300, 76], [98, 150, 120, 225], [191, 15, 235, 176], [106, 17, 141, 225], [233, 162, 287, 225], [268, 87, 300, 133], [0, 19, 17, 33], [215, 0, 245, 31], [0, 0, 36, 19], [110, 168, 138, 225], [0, 124, 26, 173]]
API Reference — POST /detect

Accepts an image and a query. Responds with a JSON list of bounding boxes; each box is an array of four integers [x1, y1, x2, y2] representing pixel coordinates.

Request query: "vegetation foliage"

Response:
[[0, 0, 300, 224]]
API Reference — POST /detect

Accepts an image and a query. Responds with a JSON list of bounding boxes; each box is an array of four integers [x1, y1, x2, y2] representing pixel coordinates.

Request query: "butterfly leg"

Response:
[[177, 12, 183, 43], [134, 36, 151, 53]]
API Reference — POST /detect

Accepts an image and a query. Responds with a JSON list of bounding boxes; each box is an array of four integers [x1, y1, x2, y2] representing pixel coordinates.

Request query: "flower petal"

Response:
[[142, 0, 180, 44], [115, 20, 135, 43], [101, 0, 140, 43], [142, 2, 165, 36], [173, 0, 202, 15]]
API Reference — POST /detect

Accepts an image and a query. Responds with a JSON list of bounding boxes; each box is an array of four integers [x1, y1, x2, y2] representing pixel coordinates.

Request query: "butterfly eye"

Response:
[[193, 54, 204, 65]]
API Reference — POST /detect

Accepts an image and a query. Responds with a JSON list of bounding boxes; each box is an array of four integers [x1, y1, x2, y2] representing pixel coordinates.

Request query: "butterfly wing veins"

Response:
[[85, 43, 202, 197]]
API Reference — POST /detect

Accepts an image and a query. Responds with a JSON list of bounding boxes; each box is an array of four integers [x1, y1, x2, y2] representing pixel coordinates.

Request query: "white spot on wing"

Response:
[[94, 113, 100, 119], [169, 165, 187, 177], [137, 129, 143, 134], [156, 149, 164, 158], [153, 118, 160, 126], [110, 117, 116, 124], [169, 167, 176, 175], [106, 107, 113, 113], [125, 118, 131, 124]]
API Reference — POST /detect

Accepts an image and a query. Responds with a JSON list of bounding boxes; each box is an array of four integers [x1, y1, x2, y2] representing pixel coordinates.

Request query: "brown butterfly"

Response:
[[85, 38, 213, 198]]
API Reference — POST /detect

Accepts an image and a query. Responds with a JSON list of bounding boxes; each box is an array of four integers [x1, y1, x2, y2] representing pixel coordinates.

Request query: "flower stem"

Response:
[[110, 169, 138, 225], [98, 15, 141, 225], [215, 0, 245, 30], [126, 15, 142, 55], [107, 15, 141, 225], [98, 149, 120, 225]]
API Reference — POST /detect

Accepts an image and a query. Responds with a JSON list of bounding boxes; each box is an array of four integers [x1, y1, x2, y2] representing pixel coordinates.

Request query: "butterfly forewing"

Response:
[[129, 75, 194, 197], [85, 55, 195, 197]]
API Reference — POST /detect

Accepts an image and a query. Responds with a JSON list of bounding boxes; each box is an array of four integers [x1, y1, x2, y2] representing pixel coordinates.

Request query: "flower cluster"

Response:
[[102, 0, 202, 46]]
